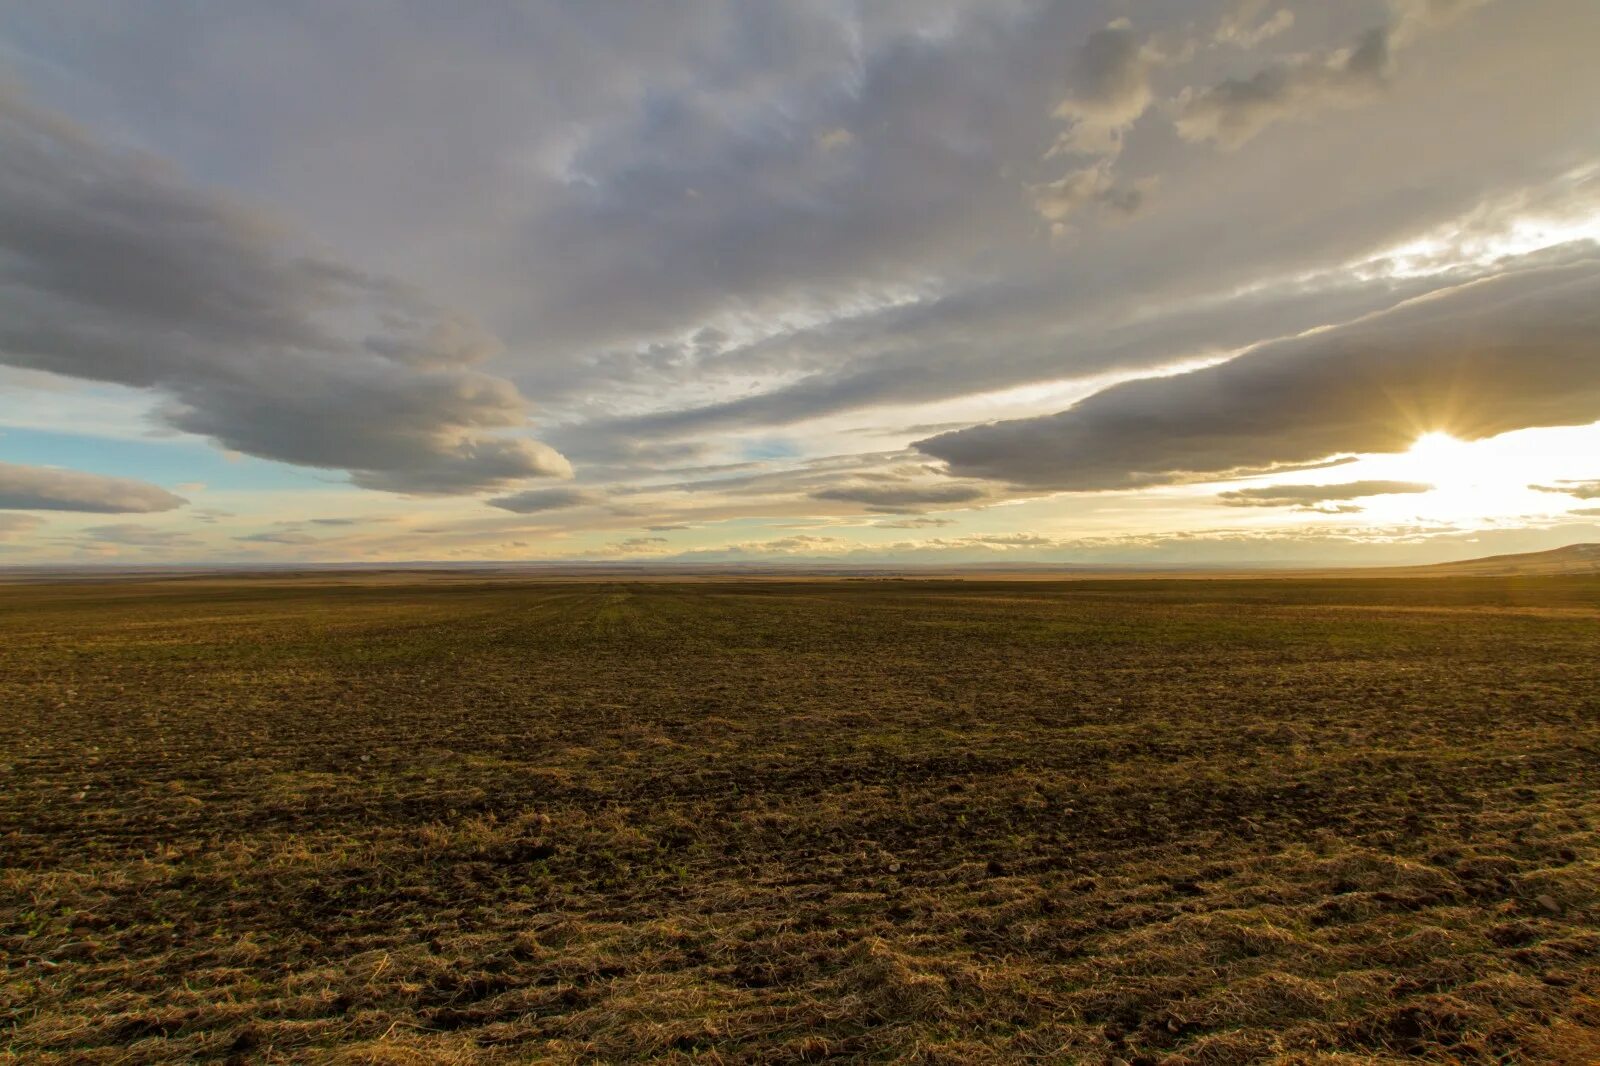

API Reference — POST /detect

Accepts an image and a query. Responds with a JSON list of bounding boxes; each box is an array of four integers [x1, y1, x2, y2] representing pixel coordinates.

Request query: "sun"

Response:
[[1402, 431, 1473, 482], [1352, 428, 1580, 524], [1346, 430, 1519, 523], [1262, 423, 1600, 527], [1380, 431, 1482, 499]]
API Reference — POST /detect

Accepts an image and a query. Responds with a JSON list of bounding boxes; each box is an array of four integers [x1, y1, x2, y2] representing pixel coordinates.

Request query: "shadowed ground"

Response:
[[2, 576, 1599, 1063]]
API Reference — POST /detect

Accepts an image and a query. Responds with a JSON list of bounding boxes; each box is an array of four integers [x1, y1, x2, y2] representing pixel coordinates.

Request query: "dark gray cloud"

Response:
[[1051, 20, 1158, 157], [1031, 17, 1161, 230], [920, 260, 1600, 489], [873, 516, 957, 529], [811, 483, 986, 514], [486, 487, 602, 514], [235, 530, 320, 545], [1219, 480, 1434, 509], [0, 461, 187, 513], [572, 269, 1469, 445], [621, 450, 913, 500], [0, 87, 567, 495]]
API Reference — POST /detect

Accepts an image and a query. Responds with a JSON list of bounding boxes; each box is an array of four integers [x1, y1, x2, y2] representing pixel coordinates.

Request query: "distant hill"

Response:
[[1410, 543, 1600, 576]]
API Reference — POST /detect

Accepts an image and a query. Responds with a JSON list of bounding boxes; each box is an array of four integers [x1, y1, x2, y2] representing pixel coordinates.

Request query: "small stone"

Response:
[[1535, 894, 1563, 915]]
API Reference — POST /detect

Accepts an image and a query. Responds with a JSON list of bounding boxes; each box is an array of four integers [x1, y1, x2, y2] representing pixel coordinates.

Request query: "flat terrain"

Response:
[[2, 576, 1599, 1064]]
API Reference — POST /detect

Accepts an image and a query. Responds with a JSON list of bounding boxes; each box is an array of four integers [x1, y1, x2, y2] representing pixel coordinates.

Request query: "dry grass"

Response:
[[2, 575, 1599, 1063]]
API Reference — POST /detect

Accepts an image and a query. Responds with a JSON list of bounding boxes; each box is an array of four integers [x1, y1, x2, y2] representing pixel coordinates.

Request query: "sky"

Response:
[[2, 0, 1600, 568]]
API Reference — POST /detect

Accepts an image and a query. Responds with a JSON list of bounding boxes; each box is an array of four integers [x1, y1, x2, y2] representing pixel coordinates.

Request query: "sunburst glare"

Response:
[[1335, 424, 1600, 524]]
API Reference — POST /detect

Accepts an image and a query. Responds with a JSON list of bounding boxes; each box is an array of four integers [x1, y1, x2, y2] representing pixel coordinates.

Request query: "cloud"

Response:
[[1029, 164, 1154, 225], [0, 514, 44, 540], [235, 531, 320, 545], [1390, 0, 1496, 46], [80, 524, 199, 548], [1219, 480, 1434, 509], [671, 534, 851, 560], [1531, 480, 1600, 500], [962, 533, 1057, 548], [1177, 0, 1496, 149], [1175, 25, 1392, 148], [919, 259, 1600, 489], [873, 516, 957, 529], [0, 87, 568, 495], [566, 225, 1578, 452], [810, 482, 986, 514], [815, 127, 854, 152], [1214, 2, 1295, 48], [609, 535, 669, 554], [1051, 20, 1159, 156], [1034, 19, 1161, 227], [486, 486, 602, 514], [652, 518, 1600, 568], [0, 461, 187, 513], [491, 2, 1091, 369]]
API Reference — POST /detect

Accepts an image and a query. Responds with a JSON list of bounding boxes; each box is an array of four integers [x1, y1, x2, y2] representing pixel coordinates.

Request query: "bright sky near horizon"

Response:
[[2, 0, 1600, 567]]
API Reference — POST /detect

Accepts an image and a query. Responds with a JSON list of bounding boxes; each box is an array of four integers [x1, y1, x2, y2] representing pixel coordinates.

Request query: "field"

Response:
[[3, 575, 1599, 1064]]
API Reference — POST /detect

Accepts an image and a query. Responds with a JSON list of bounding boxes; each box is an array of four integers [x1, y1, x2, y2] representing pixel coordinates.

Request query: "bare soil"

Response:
[[3, 576, 1598, 1063]]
